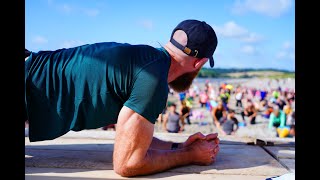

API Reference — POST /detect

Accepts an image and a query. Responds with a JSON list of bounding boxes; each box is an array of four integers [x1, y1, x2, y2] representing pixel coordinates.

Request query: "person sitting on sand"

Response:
[[163, 102, 185, 133], [272, 89, 281, 99], [217, 109, 239, 135], [212, 100, 227, 127], [288, 111, 295, 137], [241, 100, 258, 125], [275, 97, 287, 110], [283, 102, 293, 117], [260, 99, 273, 119], [276, 111, 294, 138], [268, 105, 286, 129]]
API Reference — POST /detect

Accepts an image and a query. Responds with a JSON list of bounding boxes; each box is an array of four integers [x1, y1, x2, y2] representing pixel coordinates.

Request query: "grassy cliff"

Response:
[[198, 68, 295, 79]]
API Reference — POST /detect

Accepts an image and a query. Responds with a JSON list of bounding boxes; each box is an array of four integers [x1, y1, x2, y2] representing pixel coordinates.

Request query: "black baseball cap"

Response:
[[170, 19, 218, 68]]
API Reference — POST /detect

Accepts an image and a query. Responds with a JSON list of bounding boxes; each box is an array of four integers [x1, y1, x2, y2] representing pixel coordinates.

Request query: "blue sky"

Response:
[[26, 0, 295, 71]]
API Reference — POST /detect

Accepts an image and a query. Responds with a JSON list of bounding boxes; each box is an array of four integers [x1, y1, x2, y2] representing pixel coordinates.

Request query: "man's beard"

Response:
[[169, 69, 200, 92]]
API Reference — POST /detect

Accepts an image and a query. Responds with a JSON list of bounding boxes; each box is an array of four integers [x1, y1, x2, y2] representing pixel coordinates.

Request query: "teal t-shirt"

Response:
[[25, 42, 171, 142], [268, 110, 286, 129]]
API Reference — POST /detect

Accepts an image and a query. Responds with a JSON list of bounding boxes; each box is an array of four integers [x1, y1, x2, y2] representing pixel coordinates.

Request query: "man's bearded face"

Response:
[[168, 69, 200, 92]]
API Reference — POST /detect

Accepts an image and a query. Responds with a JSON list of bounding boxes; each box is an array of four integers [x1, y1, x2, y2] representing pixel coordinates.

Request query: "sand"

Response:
[[154, 77, 295, 139]]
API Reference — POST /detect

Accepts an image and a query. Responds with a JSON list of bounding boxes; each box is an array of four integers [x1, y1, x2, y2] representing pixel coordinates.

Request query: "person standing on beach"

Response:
[[181, 100, 192, 125], [259, 88, 268, 101], [219, 88, 230, 111], [25, 19, 220, 177], [199, 90, 209, 108], [235, 86, 243, 108]]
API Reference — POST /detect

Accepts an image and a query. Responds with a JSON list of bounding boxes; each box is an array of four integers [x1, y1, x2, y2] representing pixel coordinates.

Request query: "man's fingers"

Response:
[[210, 144, 219, 151], [211, 154, 216, 160], [213, 146, 220, 155], [183, 132, 206, 147], [207, 137, 220, 145], [214, 138, 220, 144], [191, 132, 206, 141], [212, 143, 218, 150], [205, 133, 218, 141]]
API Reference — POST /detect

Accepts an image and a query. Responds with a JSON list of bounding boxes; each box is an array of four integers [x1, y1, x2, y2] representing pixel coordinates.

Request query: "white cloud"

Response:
[[232, 0, 293, 17], [47, 0, 53, 5], [283, 41, 291, 49], [276, 40, 295, 60], [241, 45, 256, 54], [289, 52, 295, 59], [53, 2, 100, 17], [276, 51, 287, 59], [60, 4, 72, 13], [213, 21, 263, 43], [276, 51, 295, 60], [32, 36, 48, 44], [138, 19, 154, 30], [282, 41, 294, 50], [59, 40, 85, 49], [242, 33, 263, 43], [214, 21, 247, 38], [83, 9, 100, 17]]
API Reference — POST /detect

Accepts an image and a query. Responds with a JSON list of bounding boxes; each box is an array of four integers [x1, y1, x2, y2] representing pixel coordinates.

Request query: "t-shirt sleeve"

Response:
[[124, 64, 169, 124], [268, 113, 275, 129], [280, 111, 286, 127]]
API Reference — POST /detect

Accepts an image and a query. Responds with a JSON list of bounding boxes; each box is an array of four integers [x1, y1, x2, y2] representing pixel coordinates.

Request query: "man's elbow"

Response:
[[114, 164, 137, 177], [114, 166, 134, 177], [113, 159, 146, 177]]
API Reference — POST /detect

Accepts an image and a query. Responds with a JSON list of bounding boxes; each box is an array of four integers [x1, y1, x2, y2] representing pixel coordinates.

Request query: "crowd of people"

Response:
[[157, 78, 295, 138]]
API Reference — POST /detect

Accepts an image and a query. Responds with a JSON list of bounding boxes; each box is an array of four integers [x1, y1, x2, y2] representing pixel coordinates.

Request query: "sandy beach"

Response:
[[154, 77, 295, 139]]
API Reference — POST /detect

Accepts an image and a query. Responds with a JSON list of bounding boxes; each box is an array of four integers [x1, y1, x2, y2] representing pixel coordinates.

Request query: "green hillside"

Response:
[[197, 68, 295, 79]]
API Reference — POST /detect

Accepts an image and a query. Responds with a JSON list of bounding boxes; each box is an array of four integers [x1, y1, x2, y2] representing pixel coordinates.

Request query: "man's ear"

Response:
[[194, 58, 208, 69]]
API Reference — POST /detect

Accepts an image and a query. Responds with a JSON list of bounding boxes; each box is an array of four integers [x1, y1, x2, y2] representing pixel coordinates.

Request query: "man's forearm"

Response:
[[124, 147, 193, 177], [149, 137, 182, 150]]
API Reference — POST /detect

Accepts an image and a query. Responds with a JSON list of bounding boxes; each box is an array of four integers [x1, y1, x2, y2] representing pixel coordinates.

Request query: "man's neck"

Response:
[[164, 44, 185, 83]]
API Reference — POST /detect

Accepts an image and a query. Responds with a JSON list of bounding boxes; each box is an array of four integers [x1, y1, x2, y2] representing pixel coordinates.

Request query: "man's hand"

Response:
[[181, 132, 206, 148], [182, 132, 219, 148], [205, 133, 220, 149], [181, 132, 220, 165], [205, 133, 219, 141], [188, 138, 220, 165]]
